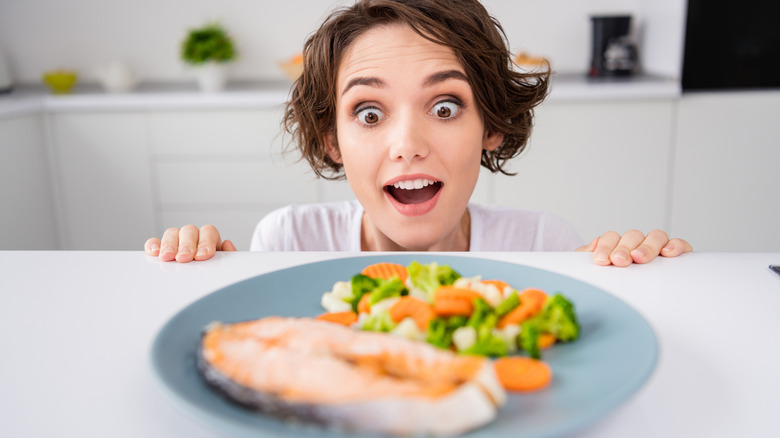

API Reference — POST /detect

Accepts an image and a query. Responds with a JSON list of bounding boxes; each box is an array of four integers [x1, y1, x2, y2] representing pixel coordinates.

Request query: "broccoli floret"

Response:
[[368, 278, 408, 305], [466, 298, 497, 329], [464, 323, 508, 357], [518, 321, 541, 359], [407, 261, 461, 302], [349, 274, 379, 312], [427, 315, 468, 349], [517, 293, 580, 359], [536, 293, 580, 342], [494, 291, 520, 317], [362, 310, 396, 332]]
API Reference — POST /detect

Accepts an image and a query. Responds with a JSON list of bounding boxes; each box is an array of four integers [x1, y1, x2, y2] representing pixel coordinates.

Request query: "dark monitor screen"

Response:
[[682, 0, 780, 91]]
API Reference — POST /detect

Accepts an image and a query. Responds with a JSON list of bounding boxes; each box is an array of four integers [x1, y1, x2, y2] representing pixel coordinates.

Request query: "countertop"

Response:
[[1, 251, 778, 437], [0, 73, 680, 118]]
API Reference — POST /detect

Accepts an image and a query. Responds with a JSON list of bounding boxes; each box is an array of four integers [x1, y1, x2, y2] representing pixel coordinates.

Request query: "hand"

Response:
[[576, 229, 692, 267], [144, 225, 236, 262]]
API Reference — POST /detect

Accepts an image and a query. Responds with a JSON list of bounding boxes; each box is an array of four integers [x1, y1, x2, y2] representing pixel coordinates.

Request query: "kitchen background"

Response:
[[0, 0, 778, 252]]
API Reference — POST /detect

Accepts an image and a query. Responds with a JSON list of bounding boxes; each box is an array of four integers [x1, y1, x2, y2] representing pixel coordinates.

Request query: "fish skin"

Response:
[[198, 317, 506, 436]]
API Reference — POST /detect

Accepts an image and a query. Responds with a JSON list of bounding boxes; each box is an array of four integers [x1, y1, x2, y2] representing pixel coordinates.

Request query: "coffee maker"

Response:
[[589, 15, 638, 77]]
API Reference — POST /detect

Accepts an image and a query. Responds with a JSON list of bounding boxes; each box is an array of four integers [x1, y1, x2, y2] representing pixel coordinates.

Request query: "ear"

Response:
[[324, 132, 342, 163], [482, 129, 504, 152]]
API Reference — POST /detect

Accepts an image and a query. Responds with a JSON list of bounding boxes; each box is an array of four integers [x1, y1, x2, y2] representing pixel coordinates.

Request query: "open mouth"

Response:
[[385, 178, 443, 205]]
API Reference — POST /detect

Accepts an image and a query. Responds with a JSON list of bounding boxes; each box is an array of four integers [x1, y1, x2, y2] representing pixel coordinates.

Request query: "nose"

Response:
[[387, 109, 430, 163]]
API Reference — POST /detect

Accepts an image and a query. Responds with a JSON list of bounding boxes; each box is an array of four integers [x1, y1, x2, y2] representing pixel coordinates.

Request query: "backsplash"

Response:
[[0, 0, 685, 83]]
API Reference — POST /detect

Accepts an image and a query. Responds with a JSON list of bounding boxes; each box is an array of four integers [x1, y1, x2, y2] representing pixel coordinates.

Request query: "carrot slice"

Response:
[[494, 357, 552, 392], [361, 262, 409, 282], [315, 311, 358, 326], [497, 288, 548, 328], [538, 333, 557, 350], [357, 293, 372, 314], [433, 297, 473, 317], [435, 286, 482, 302], [389, 296, 436, 330], [433, 286, 483, 317]]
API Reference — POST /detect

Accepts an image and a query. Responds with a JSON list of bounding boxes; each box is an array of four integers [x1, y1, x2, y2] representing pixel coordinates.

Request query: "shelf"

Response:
[[0, 74, 680, 119]]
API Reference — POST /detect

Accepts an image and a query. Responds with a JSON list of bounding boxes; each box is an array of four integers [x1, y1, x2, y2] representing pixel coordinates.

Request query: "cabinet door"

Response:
[[0, 114, 58, 249], [671, 92, 780, 251], [492, 100, 675, 243], [50, 112, 155, 249], [150, 108, 322, 245]]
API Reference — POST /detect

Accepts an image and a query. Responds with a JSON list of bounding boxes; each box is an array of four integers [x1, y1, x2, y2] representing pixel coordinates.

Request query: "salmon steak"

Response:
[[198, 316, 506, 436]]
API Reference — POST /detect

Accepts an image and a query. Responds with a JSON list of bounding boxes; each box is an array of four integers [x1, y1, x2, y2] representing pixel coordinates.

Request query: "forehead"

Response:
[[337, 23, 464, 88]]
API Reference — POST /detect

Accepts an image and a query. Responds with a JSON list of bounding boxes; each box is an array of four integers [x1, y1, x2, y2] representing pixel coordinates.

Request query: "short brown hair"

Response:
[[283, 0, 550, 179]]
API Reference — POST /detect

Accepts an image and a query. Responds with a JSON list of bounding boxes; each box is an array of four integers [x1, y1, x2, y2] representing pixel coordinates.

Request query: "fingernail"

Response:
[[197, 246, 208, 255], [613, 251, 628, 262], [595, 250, 610, 263], [632, 247, 648, 258], [161, 246, 174, 255], [150, 242, 160, 253], [178, 247, 192, 255]]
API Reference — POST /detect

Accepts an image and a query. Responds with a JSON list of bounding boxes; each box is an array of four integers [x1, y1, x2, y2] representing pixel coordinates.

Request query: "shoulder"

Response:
[[251, 201, 363, 251], [469, 204, 583, 251]]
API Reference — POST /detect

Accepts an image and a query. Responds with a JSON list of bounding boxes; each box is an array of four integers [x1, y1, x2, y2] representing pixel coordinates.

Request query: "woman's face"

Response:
[[328, 23, 503, 251]]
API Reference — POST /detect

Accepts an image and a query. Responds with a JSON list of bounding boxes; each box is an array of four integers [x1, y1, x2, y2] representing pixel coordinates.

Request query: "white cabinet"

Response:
[[7, 87, 777, 252], [49, 112, 155, 249], [148, 107, 354, 248], [0, 114, 58, 249], [670, 91, 780, 251], [490, 99, 675, 243]]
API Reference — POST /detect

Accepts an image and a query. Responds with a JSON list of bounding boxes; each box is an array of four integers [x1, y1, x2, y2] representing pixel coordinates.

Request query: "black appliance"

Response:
[[589, 15, 638, 77], [682, 0, 780, 90]]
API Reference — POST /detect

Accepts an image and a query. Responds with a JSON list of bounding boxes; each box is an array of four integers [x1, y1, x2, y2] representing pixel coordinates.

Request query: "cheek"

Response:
[[336, 127, 380, 178]]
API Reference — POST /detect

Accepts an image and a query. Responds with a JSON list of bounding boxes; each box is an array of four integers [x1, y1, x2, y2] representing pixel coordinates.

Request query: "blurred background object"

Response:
[[682, 0, 780, 90], [181, 22, 237, 92], [588, 15, 638, 77], [42, 69, 77, 94], [0, 45, 13, 93], [278, 53, 303, 81], [96, 61, 140, 93]]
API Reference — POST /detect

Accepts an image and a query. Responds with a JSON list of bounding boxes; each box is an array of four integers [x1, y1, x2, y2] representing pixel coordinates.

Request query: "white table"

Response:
[[1, 251, 778, 437]]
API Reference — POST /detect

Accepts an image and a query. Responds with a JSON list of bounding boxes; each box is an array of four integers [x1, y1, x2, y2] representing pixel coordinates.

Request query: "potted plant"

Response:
[[181, 22, 237, 92]]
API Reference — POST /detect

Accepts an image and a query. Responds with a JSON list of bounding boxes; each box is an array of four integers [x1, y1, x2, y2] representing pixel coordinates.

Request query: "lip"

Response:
[[383, 173, 443, 217]]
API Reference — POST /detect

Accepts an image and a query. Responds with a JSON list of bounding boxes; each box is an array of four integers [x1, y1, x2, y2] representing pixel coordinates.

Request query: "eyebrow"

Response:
[[341, 69, 469, 96], [422, 69, 469, 87]]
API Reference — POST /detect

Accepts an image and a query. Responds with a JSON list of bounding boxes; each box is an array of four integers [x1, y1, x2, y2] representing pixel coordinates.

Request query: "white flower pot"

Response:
[[196, 62, 228, 93]]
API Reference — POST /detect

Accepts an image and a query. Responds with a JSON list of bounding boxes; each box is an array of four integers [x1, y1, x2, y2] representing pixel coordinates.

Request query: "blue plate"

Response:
[[151, 254, 657, 437]]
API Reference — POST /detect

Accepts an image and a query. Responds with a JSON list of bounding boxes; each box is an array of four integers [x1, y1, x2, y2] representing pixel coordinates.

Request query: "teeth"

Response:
[[393, 179, 435, 190]]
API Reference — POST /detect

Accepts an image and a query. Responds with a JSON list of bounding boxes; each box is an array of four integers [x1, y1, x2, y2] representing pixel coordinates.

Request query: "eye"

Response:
[[355, 106, 385, 125], [432, 101, 460, 119]]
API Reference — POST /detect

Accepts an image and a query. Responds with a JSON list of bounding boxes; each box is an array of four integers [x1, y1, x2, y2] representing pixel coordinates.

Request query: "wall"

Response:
[[0, 0, 688, 84]]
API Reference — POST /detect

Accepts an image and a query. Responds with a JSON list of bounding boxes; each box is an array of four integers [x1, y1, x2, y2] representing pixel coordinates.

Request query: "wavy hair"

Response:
[[283, 0, 550, 179]]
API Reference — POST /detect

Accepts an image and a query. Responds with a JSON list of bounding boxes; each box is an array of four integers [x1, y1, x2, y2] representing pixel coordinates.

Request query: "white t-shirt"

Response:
[[250, 200, 583, 251]]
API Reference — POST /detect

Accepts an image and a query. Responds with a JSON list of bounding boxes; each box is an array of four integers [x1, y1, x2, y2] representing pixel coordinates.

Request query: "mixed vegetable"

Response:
[[317, 261, 580, 365]]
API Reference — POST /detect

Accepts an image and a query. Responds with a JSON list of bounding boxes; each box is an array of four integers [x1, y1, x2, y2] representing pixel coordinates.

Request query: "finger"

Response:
[[221, 239, 237, 251], [630, 229, 669, 264], [610, 230, 646, 267], [145, 238, 161, 256], [159, 228, 180, 262], [175, 225, 199, 263], [592, 231, 621, 266], [660, 238, 693, 257], [194, 225, 221, 261], [576, 237, 598, 252]]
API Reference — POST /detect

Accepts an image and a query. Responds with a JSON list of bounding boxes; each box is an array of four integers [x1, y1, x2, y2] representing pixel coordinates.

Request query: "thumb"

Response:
[[221, 240, 237, 251]]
